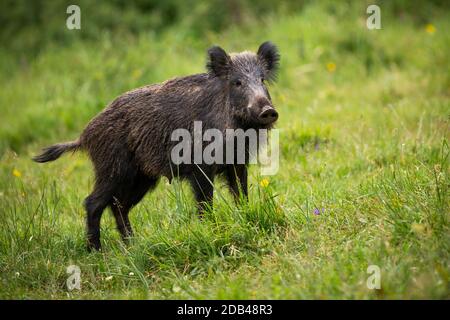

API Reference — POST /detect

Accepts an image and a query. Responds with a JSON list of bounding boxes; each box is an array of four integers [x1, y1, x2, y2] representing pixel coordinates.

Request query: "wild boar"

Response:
[[33, 41, 280, 251]]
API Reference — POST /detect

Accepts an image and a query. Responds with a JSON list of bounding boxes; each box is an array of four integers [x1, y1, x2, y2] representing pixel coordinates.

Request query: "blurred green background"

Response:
[[0, 0, 448, 154], [0, 0, 448, 299], [1, 0, 448, 54]]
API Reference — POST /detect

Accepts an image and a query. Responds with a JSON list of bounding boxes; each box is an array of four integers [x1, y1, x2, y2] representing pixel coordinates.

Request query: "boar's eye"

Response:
[[234, 79, 242, 87]]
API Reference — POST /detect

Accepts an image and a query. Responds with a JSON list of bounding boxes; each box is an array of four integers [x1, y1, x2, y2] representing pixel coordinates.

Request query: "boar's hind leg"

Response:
[[84, 181, 113, 251], [189, 168, 215, 219], [110, 174, 158, 242]]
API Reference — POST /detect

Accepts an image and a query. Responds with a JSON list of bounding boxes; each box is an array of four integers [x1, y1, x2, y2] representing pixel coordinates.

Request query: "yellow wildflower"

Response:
[[411, 222, 425, 235], [425, 24, 436, 34], [12, 169, 21, 178], [93, 71, 104, 80], [326, 62, 336, 73], [260, 178, 270, 188], [132, 69, 142, 80]]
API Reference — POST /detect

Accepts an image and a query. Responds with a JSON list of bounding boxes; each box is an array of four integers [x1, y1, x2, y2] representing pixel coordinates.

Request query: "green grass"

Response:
[[0, 2, 449, 299]]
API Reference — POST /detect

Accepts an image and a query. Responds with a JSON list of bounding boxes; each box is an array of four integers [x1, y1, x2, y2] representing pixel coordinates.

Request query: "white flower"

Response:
[[172, 285, 181, 293]]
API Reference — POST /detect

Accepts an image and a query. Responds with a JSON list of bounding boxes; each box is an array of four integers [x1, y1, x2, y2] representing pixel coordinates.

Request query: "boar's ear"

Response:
[[257, 41, 280, 82], [206, 46, 232, 77]]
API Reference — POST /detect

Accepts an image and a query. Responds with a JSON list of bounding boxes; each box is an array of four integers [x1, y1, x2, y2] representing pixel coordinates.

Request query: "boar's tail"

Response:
[[32, 140, 81, 163]]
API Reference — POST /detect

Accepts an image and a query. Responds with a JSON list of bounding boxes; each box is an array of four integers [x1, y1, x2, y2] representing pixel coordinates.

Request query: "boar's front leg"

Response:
[[189, 167, 215, 218], [225, 164, 248, 203]]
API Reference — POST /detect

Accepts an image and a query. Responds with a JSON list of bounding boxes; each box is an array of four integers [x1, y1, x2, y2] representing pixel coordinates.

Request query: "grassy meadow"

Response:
[[0, 1, 449, 299]]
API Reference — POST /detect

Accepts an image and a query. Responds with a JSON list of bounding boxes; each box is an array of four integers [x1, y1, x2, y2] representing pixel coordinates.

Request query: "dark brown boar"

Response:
[[33, 41, 280, 251]]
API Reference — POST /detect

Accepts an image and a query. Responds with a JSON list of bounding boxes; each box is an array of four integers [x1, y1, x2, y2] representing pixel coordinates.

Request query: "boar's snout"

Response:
[[258, 105, 278, 125]]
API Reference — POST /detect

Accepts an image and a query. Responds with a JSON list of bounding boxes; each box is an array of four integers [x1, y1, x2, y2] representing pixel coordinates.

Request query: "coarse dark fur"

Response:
[[33, 42, 280, 251]]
